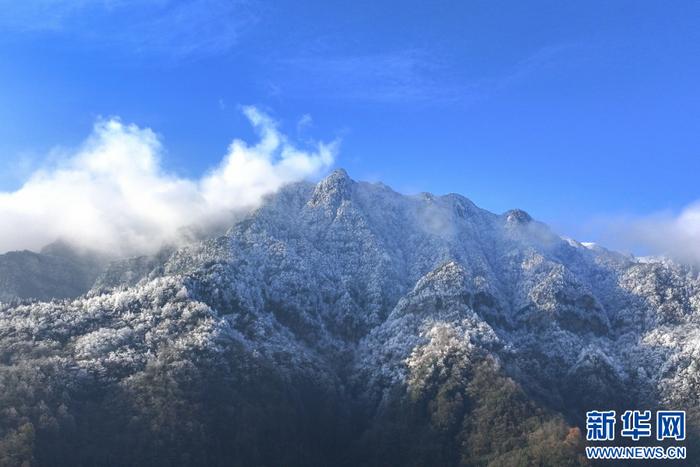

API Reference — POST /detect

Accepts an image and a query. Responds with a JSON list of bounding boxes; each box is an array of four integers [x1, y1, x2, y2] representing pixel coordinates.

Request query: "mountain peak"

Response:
[[308, 168, 354, 209], [504, 208, 532, 225], [320, 168, 352, 190]]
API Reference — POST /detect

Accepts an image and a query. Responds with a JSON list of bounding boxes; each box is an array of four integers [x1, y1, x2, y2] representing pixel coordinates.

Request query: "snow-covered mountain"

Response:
[[1, 170, 698, 466]]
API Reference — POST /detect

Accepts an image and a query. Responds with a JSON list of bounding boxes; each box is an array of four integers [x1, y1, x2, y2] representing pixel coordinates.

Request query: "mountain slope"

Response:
[[0, 242, 106, 302], [0, 170, 698, 466]]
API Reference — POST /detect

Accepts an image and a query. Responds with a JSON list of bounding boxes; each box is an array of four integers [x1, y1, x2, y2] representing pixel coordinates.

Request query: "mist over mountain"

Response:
[[0, 108, 337, 257], [0, 241, 107, 303], [1, 170, 699, 466]]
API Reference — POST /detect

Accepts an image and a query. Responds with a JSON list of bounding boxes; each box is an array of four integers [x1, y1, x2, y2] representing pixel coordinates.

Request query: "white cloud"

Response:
[[0, 106, 337, 255], [601, 203, 700, 264]]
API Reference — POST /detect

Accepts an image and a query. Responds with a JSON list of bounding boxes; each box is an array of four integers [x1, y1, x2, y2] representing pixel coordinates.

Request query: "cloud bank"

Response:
[[601, 203, 700, 265], [0, 107, 336, 255]]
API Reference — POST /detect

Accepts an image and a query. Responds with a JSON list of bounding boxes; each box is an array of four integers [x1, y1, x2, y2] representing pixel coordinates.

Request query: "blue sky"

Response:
[[1, 0, 699, 249]]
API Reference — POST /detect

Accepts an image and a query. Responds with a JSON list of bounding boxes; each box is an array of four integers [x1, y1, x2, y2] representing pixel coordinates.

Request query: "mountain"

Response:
[[0, 169, 698, 466], [0, 241, 106, 302]]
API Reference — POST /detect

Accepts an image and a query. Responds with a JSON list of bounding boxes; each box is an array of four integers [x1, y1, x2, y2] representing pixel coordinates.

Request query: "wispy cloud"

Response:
[[123, 0, 257, 57], [495, 42, 587, 89], [272, 49, 479, 104], [296, 113, 313, 133], [0, 0, 258, 58], [269, 42, 587, 105], [0, 107, 337, 255]]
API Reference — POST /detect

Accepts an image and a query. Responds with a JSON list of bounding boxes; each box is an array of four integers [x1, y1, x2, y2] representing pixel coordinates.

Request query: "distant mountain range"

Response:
[[0, 170, 698, 466]]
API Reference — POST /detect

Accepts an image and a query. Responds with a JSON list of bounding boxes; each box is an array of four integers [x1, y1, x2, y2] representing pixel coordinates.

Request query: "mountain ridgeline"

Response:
[[1, 170, 699, 466]]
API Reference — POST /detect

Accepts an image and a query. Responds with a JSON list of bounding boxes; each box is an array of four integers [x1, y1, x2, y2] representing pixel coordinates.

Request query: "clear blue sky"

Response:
[[1, 0, 699, 243]]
